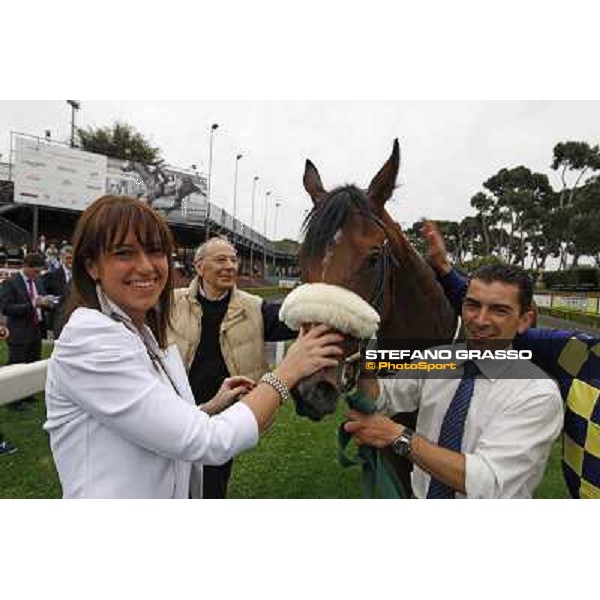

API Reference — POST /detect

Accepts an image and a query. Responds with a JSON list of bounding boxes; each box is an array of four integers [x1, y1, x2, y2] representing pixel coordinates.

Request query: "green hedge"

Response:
[[542, 268, 600, 291], [241, 286, 294, 299], [538, 306, 600, 329]]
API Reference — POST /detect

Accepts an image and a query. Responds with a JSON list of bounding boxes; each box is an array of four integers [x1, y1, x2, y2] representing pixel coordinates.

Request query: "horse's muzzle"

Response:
[[291, 369, 340, 421]]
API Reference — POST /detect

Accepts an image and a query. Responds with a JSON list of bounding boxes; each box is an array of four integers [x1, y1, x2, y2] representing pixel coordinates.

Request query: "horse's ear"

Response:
[[367, 139, 400, 209], [303, 159, 327, 206]]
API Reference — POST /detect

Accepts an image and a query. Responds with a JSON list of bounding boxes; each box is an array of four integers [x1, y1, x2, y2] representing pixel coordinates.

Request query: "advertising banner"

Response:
[[13, 137, 107, 210]]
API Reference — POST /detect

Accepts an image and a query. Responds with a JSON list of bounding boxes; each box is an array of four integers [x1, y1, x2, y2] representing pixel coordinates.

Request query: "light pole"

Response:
[[207, 123, 219, 202], [273, 201, 281, 276], [273, 201, 281, 239], [250, 175, 259, 280], [263, 190, 271, 279], [232, 153, 243, 237], [66, 100, 81, 148]]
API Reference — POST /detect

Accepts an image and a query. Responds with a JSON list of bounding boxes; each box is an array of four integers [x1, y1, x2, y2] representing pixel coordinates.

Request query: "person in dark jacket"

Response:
[[0, 253, 53, 410], [42, 245, 72, 339]]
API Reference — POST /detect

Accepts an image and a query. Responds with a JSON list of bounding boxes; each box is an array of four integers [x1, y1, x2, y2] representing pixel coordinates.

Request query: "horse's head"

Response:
[[294, 140, 404, 419], [294, 139, 457, 420], [280, 284, 380, 421], [300, 138, 403, 315]]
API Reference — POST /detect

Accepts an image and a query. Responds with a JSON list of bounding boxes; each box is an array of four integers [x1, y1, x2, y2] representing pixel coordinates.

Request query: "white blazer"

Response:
[[44, 308, 259, 499]]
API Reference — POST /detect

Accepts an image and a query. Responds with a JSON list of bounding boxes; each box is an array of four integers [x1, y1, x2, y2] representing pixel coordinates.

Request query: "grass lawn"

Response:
[[0, 341, 569, 499]]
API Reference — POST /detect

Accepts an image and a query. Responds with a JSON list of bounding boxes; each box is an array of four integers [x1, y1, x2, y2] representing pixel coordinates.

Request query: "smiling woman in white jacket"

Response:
[[44, 196, 342, 499]]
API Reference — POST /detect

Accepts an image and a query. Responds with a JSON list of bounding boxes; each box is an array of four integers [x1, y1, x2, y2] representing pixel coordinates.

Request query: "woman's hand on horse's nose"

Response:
[[299, 323, 340, 337], [279, 328, 344, 384]]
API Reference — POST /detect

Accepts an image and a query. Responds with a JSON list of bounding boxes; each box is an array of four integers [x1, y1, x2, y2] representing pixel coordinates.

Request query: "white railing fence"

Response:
[[0, 360, 48, 406], [0, 341, 288, 407]]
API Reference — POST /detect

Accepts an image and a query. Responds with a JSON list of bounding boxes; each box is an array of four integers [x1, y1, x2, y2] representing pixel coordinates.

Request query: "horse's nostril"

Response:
[[315, 381, 339, 410], [292, 380, 339, 422]]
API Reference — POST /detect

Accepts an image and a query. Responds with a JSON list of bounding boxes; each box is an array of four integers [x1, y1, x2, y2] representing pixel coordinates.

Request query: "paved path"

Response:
[[537, 315, 600, 337]]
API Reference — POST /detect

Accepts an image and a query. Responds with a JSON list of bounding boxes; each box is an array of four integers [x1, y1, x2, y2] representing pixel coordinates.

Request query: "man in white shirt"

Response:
[[345, 263, 563, 499]]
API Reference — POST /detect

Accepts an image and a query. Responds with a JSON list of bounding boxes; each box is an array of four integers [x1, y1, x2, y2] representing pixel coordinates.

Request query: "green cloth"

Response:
[[338, 390, 408, 499]]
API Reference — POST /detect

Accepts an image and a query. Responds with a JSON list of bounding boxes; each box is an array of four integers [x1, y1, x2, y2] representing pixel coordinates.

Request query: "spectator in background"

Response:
[[171, 257, 190, 288], [43, 245, 73, 339], [45, 244, 61, 271], [0, 253, 53, 410], [169, 236, 297, 499], [0, 321, 17, 456], [0, 432, 18, 456]]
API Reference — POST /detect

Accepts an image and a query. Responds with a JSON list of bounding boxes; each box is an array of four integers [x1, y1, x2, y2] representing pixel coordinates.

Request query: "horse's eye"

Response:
[[368, 252, 381, 267]]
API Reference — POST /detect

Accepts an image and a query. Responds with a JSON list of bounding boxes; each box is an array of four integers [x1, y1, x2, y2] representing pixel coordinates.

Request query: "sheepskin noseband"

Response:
[[279, 283, 380, 338]]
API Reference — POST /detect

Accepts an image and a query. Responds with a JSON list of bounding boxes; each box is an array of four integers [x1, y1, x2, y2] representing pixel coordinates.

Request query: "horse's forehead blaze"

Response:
[[320, 228, 344, 279]]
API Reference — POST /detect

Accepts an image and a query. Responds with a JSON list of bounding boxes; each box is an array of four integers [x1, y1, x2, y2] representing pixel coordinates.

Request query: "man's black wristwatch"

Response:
[[391, 427, 415, 458]]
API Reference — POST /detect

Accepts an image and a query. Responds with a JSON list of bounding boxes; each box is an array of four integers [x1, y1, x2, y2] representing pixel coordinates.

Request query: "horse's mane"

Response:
[[301, 185, 375, 258]]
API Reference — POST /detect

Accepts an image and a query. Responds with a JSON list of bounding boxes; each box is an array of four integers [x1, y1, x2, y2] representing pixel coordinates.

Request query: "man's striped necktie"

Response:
[[426, 360, 480, 499]]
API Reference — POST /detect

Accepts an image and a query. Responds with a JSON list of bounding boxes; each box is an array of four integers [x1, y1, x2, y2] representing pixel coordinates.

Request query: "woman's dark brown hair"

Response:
[[65, 195, 175, 348]]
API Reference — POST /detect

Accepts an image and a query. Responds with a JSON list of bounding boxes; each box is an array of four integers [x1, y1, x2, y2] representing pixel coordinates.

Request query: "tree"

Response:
[[470, 191, 498, 255], [551, 141, 600, 208], [550, 141, 600, 268], [567, 182, 600, 267], [273, 238, 300, 254], [77, 122, 163, 164], [482, 166, 554, 266]]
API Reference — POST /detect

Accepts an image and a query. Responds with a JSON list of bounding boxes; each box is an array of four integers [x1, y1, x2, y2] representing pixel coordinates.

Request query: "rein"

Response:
[[334, 214, 408, 499]]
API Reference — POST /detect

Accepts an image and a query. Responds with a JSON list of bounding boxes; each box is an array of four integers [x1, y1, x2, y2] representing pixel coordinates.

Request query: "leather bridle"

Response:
[[338, 212, 400, 393]]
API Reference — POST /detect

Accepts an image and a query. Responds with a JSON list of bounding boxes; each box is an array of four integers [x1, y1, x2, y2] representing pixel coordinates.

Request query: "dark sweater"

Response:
[[188, 292, 231, 405], [187, 290, 297, 405]]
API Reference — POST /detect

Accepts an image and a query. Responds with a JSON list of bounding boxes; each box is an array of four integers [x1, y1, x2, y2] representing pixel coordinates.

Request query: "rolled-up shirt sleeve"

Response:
[[464, 382, 563, 499], [375, 377, 422, 415], [51, 320, 259, 465]]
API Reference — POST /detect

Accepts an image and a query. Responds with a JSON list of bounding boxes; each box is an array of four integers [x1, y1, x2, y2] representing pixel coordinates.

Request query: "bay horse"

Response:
[[295, 139, 458, 493]]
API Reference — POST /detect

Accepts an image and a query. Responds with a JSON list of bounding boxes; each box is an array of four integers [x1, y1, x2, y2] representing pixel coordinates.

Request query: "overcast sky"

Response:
[[1, 100, 599, 241]]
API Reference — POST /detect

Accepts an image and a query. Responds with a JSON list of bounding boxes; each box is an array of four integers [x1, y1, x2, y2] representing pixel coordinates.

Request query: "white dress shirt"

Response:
[[376, 344, 563, 499], [20, 271, 42, 322], [44, 307, 259, 498]]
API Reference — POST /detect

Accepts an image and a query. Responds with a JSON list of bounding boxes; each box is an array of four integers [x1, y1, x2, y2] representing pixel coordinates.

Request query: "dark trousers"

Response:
[[8, 337, 42, 365], [202, 459, 234, 499], [8, 336, 42, 406]]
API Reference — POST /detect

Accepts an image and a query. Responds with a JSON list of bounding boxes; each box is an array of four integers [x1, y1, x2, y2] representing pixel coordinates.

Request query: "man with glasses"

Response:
[[169, 236, 295, 498]]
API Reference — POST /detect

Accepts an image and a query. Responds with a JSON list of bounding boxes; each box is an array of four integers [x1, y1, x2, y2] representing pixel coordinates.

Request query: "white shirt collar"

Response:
[[197, 280, 229, 301], [20, 271, 37, 284]]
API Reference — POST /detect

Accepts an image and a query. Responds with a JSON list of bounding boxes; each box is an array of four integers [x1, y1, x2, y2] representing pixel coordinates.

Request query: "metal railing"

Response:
[[0, 215, 29, 246]]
